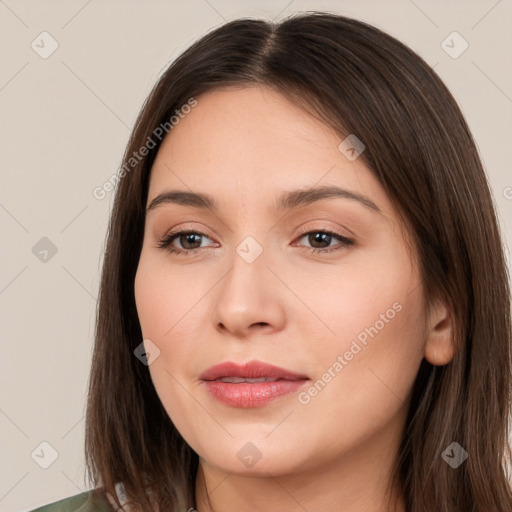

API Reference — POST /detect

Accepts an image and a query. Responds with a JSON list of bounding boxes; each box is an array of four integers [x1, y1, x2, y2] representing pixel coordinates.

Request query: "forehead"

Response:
[[147, 85, 388, 213]]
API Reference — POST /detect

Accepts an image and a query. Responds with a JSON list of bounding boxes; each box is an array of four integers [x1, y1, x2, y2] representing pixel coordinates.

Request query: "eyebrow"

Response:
[[146, 185, 382, 214]]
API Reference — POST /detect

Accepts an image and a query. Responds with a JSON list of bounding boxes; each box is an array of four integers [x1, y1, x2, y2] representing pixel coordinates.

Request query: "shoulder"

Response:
[[28, 488, 114, 512]]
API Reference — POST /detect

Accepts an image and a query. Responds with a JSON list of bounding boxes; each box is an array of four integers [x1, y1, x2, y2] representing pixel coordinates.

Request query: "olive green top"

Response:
[[28, 488, 114, 512]]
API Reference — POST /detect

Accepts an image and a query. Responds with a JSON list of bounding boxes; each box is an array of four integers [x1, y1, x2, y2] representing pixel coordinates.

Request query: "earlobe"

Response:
[[424, 300, 455, 366]]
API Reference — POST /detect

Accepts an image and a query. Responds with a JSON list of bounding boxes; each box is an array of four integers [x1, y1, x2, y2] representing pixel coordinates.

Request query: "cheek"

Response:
[[290, 248, 426, 421], [134, 255, 209, 434], [299, 295, 424, 441], [135, 254, 205, 341], [289, 248, 420, 351], [134, 252, 218, 389]]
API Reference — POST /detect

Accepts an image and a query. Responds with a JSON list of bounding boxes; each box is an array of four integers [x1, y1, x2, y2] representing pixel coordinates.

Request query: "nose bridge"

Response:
[[220, 233, 271, 310], [211, 232, 285, 336]]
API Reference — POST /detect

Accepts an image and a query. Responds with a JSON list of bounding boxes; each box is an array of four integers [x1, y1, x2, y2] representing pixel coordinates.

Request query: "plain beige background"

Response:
[[1, 1, 511, 511]]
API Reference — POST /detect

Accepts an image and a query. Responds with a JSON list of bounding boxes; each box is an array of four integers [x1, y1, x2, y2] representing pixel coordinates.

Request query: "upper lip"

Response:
[[200, 360, 309, 381]]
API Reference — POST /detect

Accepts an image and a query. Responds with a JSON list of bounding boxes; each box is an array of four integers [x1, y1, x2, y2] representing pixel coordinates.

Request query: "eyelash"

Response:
[[156, 226, 354, 256]]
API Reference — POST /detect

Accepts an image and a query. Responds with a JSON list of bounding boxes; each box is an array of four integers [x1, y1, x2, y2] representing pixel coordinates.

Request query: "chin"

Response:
[[193, 435, 317, 477]]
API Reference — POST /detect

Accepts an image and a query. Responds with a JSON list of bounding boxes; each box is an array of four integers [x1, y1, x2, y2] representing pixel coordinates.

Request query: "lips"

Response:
[[200, 360, 310, 408], [200, 360, 309, 382]]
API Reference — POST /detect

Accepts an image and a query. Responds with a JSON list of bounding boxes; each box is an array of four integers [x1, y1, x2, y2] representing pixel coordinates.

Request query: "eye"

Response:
[[156, 228, 215, 255], [294, 229, 354, 254], [156, 227, 354, 256]]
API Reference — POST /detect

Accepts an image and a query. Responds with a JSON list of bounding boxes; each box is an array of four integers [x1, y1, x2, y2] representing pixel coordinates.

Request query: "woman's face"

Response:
[[134, 85, 433, 478]]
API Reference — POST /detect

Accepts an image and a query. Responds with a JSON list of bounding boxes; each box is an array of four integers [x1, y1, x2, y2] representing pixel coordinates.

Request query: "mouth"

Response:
[[200, 360, 310, 408], [213, 376, 288, 383], [200, 360, 309, 381]]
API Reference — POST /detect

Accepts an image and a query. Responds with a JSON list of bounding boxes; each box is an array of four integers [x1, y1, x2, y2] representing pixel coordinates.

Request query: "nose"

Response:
[[211, 246, 286, 339]]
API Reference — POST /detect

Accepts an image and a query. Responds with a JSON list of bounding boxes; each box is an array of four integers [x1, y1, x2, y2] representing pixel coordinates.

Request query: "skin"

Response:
[[134, 85, 454, 512]]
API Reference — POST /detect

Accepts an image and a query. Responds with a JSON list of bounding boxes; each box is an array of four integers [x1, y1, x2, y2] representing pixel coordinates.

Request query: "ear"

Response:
[[424, 298, 455, 366]]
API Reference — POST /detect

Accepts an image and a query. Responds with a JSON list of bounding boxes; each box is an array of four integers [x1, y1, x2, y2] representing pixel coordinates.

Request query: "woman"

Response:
[[31, 11, 512, 512]]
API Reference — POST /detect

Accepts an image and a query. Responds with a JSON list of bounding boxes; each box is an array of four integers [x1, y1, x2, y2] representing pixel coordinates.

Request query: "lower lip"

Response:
[[203, 379, 308, 408]]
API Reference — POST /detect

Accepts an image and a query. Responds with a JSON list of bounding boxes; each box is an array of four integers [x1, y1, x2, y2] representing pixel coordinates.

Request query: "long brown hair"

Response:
[[84, 11, 512, 511]]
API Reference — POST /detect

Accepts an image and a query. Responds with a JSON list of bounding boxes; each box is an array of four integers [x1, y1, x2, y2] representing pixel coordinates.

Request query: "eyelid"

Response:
[[161, 224, 213, 240], [294, 223, 353, 239]]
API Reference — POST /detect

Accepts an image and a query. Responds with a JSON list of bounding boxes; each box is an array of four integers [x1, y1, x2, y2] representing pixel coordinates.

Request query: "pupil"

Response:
[[310, 232, 330, 248], [182, 233, 200, 249]]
